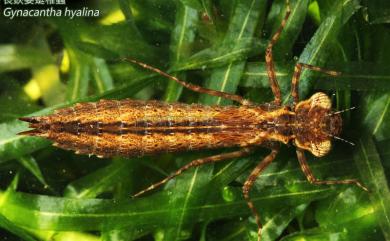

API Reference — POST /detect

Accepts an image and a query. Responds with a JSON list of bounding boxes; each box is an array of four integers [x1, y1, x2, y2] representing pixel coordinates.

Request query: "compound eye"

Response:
[[311, 140, 331, 157], [310, 92, 331, 110]]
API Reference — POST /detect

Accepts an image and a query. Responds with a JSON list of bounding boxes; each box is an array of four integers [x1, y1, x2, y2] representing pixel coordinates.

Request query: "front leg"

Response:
[[290, 63, 341, 107], [296, 149, 369, 192]]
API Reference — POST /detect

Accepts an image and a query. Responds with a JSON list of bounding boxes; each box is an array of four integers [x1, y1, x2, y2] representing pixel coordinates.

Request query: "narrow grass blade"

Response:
[[118, 0, 142, 38], [260, 204, 308, 241], [161, 165, 214, 241], [295, 0, 361, 100], [18, 156, 49, 188], [0, 214, 38, 241], [0, 120, 50, 164], [241, 62, 291, 91], [362, 93, 390, 141], [201, 0, 266, 105], [91, 58, 114, 94], [265, 0, 309, 60], [173, 38, 266, 71], [242, 61, 390, 92], [354, 137, 390, 240], [30, 230, 100, 241], [65, 48, 90, 101], [163, 2, 198, 102], [64, 159, 134, 199]]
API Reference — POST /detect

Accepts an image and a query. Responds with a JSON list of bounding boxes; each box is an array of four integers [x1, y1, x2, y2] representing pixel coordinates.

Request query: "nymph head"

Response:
[[293, 92, 342, 157]]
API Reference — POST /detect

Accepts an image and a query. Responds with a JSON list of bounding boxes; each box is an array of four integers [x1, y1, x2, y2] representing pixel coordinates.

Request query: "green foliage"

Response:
[[0, 0, 389, 240]]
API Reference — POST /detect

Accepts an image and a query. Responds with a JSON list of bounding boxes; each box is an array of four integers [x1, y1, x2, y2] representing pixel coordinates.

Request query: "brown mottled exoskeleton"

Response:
[[19, 1, 368, 240]]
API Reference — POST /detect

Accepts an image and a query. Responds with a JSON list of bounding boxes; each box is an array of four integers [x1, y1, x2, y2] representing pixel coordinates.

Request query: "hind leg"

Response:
[[133, 148, 253, 197]]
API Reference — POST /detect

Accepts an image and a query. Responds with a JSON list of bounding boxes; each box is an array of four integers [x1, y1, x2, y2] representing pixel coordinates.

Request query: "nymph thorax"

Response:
[[245, 92, 342, 157]]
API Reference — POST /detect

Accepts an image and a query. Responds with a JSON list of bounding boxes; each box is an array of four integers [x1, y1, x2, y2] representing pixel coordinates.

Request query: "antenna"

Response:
[[328, 134, 355, 146], [327, 106, 357, 116]]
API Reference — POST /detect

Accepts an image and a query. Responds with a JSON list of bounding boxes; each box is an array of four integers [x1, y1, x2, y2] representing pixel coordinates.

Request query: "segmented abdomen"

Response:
[[25, 99, 272, 158]]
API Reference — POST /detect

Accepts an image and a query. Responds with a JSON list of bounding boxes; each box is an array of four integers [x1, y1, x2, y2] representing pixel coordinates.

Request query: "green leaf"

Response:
[[172, 38, 266, 71], [315, 62, 390, 91], [260, 204, 308, 241], [309, 188, 381, 241], [242, 61, 390, 92], [362, 93, 390, 141], [294, 0, 361, 101], [74, 41, 120, 60], [64, 159, 134, 199], [30, 230, 100, 241], [160, 165, 214, 241], [91, 58, 114, 94], [201, 0, 267, 105], [0, 120, 50, 164], [0, 182, 332, 232], [265, 0, 309, 59], [163, 2, 198, 102], [65, 48, 90, 101], [209, 204, 308, 241], [354, 137, 390, 240], [18, 156, 49, 188], [0, 214, 38, 241], [0, 152, 348, 239], [240, 62, 291, 93]]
